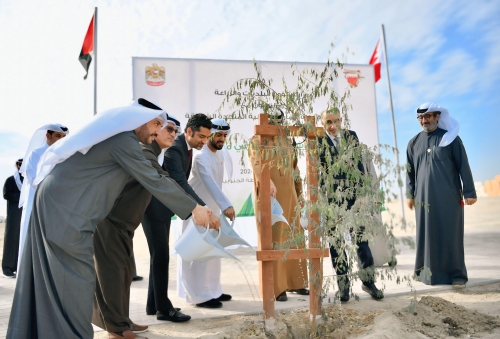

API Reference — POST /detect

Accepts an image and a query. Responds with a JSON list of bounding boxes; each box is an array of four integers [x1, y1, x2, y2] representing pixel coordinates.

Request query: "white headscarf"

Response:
[[167, 114, 181, 131], [34, 99, 168, 186], [211, 118, 233, 180], [416, 102, 459, 147], [19, 123, 69, 176], [158, 114, 181, 166]]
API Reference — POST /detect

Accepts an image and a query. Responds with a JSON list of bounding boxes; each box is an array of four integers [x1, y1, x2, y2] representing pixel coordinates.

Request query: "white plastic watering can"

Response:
[[174, 219, 242, 262], [174, 221, 214, 262], [271, 196, 289, 226], [196, 227, 241, 262], [216, 214, 254, 249]]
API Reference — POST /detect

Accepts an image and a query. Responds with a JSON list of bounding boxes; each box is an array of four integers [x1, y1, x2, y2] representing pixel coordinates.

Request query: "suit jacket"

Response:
[[318, 130, 365, 208], [144, 135, 205, 222]]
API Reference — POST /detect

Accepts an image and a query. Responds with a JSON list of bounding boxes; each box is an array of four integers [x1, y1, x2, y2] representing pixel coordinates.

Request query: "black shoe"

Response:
[[290, 289, 309, 295], [215, 293, 232, 302], [132, 276, 143, 281], [196, 299, 223, 308], [156, 308, 191, 322], [3, 272, 15, 278], [451, 281, 466, 289], [276, 291, 288, 302], [147, 307, 180, 315], [337, 287, 350, 302], [362, 282, 384, 300]]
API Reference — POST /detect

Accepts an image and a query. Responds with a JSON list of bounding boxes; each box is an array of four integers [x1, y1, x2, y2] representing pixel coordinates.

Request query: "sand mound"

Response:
[[219, 296, 499, 339], [92, 283, 500, 338], [217, 305, 380, 339], [395, 296, 500, 338]]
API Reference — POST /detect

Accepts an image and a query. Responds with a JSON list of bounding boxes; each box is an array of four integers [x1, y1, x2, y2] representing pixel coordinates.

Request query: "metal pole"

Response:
[[93, 7, 98, 115], [381, 24, 406, 225]]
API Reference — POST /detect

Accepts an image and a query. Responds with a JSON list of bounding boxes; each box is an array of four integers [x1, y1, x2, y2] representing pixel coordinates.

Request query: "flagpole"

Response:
[[381, 24, 406, 225], [93, 7, 98, 116]]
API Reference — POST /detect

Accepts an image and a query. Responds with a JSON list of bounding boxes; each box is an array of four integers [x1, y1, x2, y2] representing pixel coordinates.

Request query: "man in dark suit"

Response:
[[318, 108, 383, 302], [2, 159, 23, 278], [142, 113, 220, 320]]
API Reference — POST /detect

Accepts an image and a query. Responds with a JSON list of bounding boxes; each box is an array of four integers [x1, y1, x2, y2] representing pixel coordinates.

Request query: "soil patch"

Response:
[[207, 305, 380, 339], [93, 283, 500, 339], [395, 296, 500, 338]]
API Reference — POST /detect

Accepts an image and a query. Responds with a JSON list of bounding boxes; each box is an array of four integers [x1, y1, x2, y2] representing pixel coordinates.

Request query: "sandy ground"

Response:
[[94, 197, 499, 339], [93, 283, 500, 339], [1, 197, 499, 338]]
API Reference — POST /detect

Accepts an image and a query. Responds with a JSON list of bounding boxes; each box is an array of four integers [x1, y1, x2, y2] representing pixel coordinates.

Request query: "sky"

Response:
[[1, 0, 499, 215]]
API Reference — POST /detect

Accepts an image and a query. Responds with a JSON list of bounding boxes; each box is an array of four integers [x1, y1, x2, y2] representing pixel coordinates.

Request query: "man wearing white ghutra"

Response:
[[406, 102, 476, 287], [177, 118, 235, 308]]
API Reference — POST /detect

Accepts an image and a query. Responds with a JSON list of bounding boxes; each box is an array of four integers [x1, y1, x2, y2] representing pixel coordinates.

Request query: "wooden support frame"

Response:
[[254, 114, 327, 328], [256, 248, 329, 261]]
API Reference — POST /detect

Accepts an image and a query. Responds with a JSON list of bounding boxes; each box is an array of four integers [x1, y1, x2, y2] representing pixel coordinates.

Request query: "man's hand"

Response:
[[191, 204, 211, 227], [406, 198, 414, 210], [208, 213, 221, 230], [270, 184, 277, 198], [465, 198, 477, 205], [223, 206, 236, 221], [298, 196, 305, 209]]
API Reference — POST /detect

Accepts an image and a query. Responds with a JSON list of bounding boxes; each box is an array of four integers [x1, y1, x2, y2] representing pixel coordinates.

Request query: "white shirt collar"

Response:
[[185, 136, 192, 151]]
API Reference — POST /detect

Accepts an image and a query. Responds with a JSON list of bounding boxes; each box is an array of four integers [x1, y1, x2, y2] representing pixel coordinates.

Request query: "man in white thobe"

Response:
[[17, 123, 69, 272], [177, 118, 235, 309]]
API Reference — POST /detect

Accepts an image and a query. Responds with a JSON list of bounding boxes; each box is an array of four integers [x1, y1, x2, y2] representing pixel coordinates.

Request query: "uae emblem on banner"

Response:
[[145, 63, 165, 86], [343, 69, 364, 88], [369, 38, 383, 83], [79, 15, 94, 80]]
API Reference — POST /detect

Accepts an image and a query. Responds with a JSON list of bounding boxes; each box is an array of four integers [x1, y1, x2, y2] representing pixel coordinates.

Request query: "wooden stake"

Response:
[[255, 114, 275, 327], [305, 115, 322, 323], [252, 114, 326, 329]]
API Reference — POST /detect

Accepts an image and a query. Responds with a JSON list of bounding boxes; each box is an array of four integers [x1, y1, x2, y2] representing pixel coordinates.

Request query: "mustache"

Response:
[[151, 133, 158, 137]]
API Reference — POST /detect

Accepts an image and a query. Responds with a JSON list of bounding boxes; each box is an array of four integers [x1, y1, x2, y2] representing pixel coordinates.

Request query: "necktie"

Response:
[[186, 149, 193, 175], [334, 136, 341, 147]]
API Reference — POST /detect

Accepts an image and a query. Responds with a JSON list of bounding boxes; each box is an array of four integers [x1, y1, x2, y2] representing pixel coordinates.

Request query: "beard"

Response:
[[422, 120, 438, 132], [136, 125, 156, 144], [210, 139, 224, 150]]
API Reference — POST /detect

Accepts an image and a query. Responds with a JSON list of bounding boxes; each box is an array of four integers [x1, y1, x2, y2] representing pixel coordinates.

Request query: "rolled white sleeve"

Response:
[[193, 155, 232, 212]]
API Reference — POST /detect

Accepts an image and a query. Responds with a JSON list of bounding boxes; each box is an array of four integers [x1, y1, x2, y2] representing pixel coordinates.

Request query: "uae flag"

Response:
[[79, 15, 94, 80], [369, 38, 383, 83]]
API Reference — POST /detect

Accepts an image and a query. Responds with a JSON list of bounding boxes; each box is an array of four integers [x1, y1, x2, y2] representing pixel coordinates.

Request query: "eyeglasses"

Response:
[[417, 113, 435, 120], [165, 126, 179, 135]]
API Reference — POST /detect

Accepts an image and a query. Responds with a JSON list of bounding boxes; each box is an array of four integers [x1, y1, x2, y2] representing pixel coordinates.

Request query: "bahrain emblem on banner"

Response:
[[145, 63, 165, 86], [343, 69, 364, 88]]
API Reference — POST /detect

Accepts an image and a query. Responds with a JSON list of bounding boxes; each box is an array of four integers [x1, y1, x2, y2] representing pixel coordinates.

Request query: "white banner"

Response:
[[133, 58, 378, 246]]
